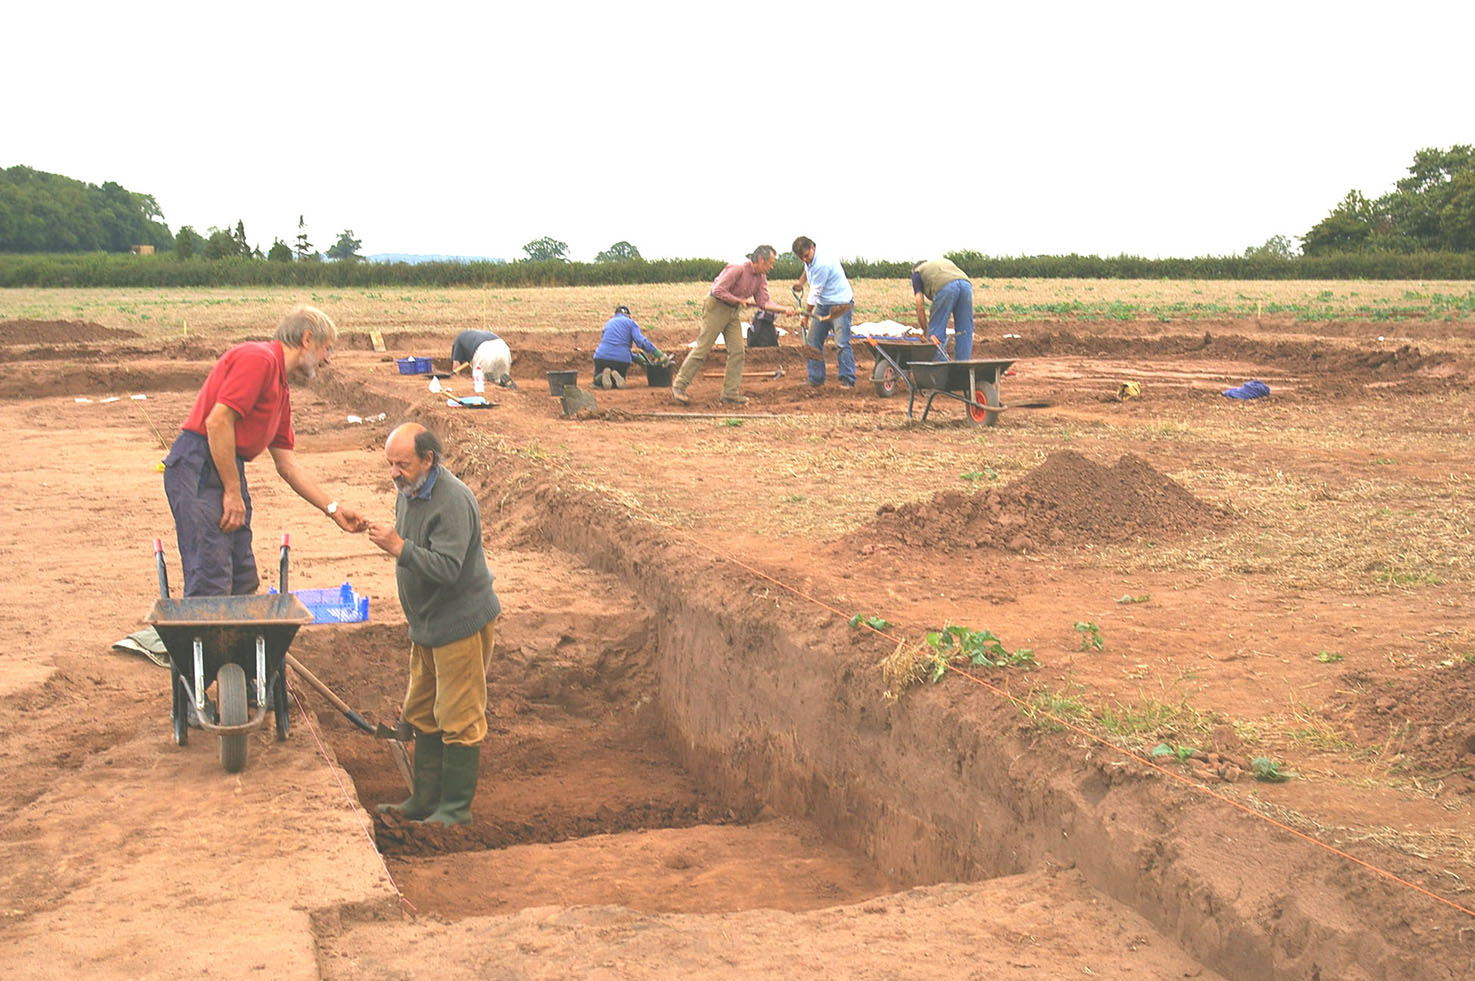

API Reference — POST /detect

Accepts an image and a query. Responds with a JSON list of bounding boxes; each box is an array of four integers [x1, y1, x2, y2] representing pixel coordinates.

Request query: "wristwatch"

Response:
[[326, 501, 339, 516]]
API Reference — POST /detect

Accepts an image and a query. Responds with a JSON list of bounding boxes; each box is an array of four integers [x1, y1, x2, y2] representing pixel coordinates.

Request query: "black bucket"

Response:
[[546, 370, 576, 395], [642, 362, 673, 387]]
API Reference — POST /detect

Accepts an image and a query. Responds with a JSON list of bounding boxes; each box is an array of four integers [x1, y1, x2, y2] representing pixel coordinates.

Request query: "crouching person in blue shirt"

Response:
[[368, 423, 501, 826], [593, 305, 668, 389]]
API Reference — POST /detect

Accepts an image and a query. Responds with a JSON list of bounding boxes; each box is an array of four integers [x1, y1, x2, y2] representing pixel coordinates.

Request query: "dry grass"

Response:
[[4, 278, 1474, 344]]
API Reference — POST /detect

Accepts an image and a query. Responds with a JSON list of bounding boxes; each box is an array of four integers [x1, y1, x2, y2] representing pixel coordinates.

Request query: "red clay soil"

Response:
[[4, 314, 1475, 979]]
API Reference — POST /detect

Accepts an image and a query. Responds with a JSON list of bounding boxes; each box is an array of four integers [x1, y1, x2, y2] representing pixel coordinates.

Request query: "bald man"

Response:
[[368, 423, 501, 826]]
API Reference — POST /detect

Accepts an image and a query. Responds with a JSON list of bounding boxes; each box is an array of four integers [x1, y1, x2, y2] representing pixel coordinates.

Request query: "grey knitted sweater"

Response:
[[393, 465, 500, 647]]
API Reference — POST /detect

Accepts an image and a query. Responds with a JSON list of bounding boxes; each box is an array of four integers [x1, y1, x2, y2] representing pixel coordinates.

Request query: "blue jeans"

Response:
[[928, 279, 974, 361], [806, 302, 855, 384]]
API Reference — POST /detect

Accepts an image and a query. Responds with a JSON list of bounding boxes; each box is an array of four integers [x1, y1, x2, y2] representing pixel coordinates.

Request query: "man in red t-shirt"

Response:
[[163, 305, 367, 596]]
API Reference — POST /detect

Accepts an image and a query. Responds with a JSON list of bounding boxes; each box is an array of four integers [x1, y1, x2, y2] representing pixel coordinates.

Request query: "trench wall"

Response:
[[516, 480, 1452, 981]]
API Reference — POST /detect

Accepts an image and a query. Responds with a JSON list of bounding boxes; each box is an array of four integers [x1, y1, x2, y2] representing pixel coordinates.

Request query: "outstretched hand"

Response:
[[331, 505, 369, 533]]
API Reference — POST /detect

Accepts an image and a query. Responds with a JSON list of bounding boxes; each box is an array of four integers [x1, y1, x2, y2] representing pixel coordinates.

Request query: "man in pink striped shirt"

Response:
[[672, 245, 799, 405]]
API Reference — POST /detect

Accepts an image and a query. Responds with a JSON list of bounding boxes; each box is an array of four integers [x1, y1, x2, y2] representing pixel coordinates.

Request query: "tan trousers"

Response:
[[673, 294, 746, 397], [401, 619, 496, 746]]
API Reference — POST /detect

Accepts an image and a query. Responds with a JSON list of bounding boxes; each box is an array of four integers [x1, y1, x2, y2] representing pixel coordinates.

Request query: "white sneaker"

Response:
[[612, 370, 626, 389]]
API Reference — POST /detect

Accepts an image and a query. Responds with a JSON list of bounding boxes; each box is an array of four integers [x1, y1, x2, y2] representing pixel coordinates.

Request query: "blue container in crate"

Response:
[[397, 356, 432, 375], [290, 582, 370, 623]]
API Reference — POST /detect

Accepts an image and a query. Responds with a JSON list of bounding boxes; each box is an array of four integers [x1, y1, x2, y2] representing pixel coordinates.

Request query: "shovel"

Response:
[[285, 652, 414, 793], [790, 285, 825, 360]]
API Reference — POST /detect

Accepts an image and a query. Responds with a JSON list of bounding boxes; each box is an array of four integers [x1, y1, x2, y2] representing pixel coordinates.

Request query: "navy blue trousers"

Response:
[[162, 431, 258, 597]]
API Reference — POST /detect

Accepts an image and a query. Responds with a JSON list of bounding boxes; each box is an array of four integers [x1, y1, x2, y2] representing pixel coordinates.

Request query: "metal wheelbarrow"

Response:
[[146, 535, 312, 773], [905, 358, 1016, 426], [856, 336, 937, 398]]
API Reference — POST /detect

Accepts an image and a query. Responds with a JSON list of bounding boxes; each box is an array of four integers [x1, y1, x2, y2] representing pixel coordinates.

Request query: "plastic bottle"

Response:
[[472, 365, 485, 393]]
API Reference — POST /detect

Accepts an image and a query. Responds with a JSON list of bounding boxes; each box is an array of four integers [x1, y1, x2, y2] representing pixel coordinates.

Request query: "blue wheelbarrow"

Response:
[[146, 536, 313, 773]]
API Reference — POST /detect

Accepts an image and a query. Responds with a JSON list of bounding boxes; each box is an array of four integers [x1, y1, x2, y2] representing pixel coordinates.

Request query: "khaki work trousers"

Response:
[[673, 294, 745, 397], [401, 619, 496, 746]]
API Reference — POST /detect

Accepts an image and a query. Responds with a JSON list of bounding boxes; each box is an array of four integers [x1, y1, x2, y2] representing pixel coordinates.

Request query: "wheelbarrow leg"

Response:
[[171, 667, 188, 747]]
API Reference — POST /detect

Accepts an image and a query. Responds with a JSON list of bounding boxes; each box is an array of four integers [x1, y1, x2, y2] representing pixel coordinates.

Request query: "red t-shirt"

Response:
[[181, 340, 294, 460]]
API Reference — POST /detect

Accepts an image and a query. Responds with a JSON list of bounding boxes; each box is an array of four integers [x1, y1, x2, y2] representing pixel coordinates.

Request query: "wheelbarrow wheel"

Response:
[[967, 390, 1000, 426], [218, 663, 249, 773], [272, 672, 290, 742], [872, 361, 899, 398]]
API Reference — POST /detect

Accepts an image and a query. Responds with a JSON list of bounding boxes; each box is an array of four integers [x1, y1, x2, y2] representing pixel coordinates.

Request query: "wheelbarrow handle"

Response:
[[279, 533, 291, 594], [154, 537, 170, 599]]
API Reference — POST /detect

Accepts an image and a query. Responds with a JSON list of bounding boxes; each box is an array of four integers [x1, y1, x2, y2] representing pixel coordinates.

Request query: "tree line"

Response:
[[4, 147, 1475, 283], [0, 165, 173, 253], [1255, 145, 1475, 257], [0, 165, 363, 262]]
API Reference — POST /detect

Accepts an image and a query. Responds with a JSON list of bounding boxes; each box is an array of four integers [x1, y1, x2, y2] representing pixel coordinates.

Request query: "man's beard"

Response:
[[394, 472, 428, 497], [297, 355, 319, 382]]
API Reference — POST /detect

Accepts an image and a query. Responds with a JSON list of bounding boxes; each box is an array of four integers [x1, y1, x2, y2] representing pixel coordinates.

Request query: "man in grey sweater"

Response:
[[368, 423, 501, 825]]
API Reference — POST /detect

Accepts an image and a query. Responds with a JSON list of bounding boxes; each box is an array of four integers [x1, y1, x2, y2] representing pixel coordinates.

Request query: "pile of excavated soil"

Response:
[[1330, 663, 1475, 790], [860, 450, 1230, 553], [0, 319, 139, 344]]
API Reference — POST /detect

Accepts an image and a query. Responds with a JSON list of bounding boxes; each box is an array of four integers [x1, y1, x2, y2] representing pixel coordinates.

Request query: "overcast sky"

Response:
[[6, 1, 1472, 263]]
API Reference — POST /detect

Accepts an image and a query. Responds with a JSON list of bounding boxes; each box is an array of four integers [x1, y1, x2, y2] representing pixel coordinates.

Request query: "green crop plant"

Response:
[[849, 613, 891, 631], [1251, 757, 1293, 782], [1315, 650, 1344, 663], [1075, 622, 1104, 651], [1151, 742, 1197, 763], [925, 625, 1035, 669]]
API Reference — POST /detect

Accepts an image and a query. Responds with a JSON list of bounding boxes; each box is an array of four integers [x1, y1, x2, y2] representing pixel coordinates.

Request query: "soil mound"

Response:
[[1332, 664, 1475, 790], [860, 450, 1229, 553], [0, 319, 139, 344]]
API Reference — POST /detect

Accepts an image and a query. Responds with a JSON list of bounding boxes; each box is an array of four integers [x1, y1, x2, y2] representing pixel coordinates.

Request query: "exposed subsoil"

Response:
[[3, 313, 1474, 979]]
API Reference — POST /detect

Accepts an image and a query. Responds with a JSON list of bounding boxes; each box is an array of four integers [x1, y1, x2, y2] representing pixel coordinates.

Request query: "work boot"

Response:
[[376, 730, 443, 820], [671, 386, 690, 405], [597, 367, 611, 389], [611, 370, 626, 389], [421, 742, 479, 825], [719, 394, 748, 405]]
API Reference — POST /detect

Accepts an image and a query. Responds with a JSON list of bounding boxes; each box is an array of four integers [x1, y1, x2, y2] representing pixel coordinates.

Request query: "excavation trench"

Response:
[[282, 367, 1457, 979]]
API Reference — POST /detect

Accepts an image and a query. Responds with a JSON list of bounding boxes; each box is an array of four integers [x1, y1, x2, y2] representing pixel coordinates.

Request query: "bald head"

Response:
[[385, 423, 443, 495], [386, 422, 425, 457]]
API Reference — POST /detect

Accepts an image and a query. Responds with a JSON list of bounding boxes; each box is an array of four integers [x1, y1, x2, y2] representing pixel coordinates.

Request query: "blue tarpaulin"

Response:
[[1223, 379, 1270, 400]]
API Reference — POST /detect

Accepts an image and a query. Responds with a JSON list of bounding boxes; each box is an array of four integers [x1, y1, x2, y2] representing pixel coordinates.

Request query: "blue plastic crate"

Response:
[[397, 356, 432, 375], [291, 582, 370, 623]]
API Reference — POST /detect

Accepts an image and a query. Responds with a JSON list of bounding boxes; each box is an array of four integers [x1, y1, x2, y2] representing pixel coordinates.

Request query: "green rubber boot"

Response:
[[376, 730, 443, 820], [421, 743, 479, 826]]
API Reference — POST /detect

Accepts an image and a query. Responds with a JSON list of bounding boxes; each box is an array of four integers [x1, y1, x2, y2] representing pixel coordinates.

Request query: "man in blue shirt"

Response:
[[592, 305, 667, 389], [792, 236, 855, 388]]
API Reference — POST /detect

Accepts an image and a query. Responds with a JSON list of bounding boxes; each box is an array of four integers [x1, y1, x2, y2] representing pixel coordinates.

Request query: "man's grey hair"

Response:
[[274, 305, 338, 348], [749, 244, 777, 262], [414, 428, 445, 466]]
